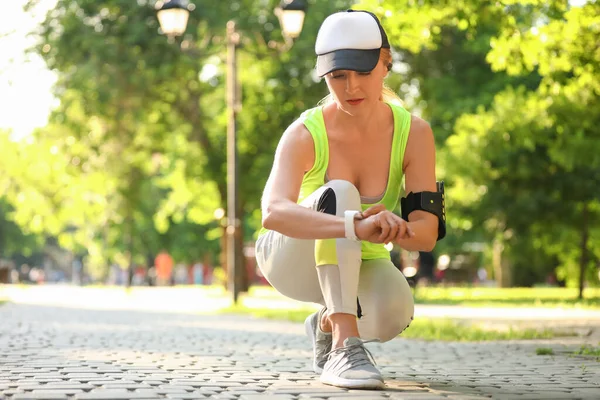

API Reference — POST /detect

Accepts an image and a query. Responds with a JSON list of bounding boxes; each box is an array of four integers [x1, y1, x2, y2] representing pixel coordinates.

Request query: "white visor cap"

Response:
[[315, 10, 390, 77]]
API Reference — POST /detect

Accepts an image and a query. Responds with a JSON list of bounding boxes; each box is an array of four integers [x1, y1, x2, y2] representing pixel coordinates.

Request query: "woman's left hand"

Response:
[[373, 211, 413, 243], [361, 204, 413, 244]]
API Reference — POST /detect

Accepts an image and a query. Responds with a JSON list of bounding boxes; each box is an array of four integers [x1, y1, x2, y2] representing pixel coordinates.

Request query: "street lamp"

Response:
[[276, 0, 308, 39], [156, 0, 307, 303], [156, 0, 191, 38], [156, 0, 307, 40]]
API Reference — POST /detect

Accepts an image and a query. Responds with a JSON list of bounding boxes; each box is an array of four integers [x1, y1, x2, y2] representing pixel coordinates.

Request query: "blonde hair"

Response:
[[317, 48, 403, 106]]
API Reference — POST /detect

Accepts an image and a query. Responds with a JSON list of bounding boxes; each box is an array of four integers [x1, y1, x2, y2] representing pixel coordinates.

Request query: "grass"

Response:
[[221, 305, 314, 323], [573, 344, 600, 360], [400, 319, 565, 341], [536, 347, 555, 356], [245, 286, 600, 308], [412, 287, 600, 308], [221, 304, 572, 342]]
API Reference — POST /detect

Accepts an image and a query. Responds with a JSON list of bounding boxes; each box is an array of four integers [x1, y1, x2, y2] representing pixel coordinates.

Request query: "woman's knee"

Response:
[[324, 180, 361, 213], [357, 260, 415, 342], [326, 179, 360, 198], [255, 233, 323, 304], [371, 292, 414, 342]]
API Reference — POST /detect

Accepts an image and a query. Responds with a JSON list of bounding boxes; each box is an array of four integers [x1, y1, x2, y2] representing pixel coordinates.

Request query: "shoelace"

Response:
[[324, 338, 380, 369]]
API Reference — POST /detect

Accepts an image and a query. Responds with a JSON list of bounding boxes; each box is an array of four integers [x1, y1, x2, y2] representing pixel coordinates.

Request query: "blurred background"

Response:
[[0, 0, 598, 304]]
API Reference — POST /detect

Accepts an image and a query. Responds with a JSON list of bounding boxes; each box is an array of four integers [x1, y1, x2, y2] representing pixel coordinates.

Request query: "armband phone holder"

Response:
[[400, 181, 446, 240]]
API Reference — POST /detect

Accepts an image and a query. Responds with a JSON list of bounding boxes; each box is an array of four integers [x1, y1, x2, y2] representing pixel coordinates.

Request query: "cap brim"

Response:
[[316, 49, 380, 77]]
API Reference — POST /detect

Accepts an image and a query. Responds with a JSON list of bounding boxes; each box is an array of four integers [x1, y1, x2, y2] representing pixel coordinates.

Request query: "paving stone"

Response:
[[165, 394, 209, 399], [31, 389, 86, 395], [387, 394, 449, 399], [1, 391, 23, 400], [302, 393, 389, 398], [12, 393, 69, 400], [16, 379, 65, 384], [75, 390, 162, 399], [157, 385, 196, 391]]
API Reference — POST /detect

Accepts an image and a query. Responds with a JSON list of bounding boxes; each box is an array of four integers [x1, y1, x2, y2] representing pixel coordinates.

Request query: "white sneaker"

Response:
[[320, 337, 384, 389]]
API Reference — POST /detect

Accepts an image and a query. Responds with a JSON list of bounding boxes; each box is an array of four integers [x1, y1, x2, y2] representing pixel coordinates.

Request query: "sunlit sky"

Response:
[[0, 0, 57, 140], [0, 0, 589, 141]]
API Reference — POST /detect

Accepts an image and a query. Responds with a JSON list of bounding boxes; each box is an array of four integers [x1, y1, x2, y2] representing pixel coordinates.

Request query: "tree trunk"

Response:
[[492, 235, 512, 288], [125, 211, 134, 288], [0, 214, 6, 284], [235, 207, 249, 293], [578, 203, 589, 300], [220, 209, 249, 293], [219, 229, 228, 288]]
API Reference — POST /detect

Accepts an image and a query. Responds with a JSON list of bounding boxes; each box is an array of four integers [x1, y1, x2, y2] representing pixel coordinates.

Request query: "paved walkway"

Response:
[[1, 301, 600, 400]]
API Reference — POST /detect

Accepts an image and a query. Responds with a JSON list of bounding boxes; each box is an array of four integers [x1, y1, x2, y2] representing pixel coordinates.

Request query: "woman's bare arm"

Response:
[[395, 115, 439, 252], [261, 120, 348, 239]]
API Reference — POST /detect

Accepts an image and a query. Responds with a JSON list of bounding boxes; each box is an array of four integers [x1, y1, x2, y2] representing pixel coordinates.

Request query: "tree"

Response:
[[357, 0, 600, 292], [356, 0, 544, 283], [479, 1, 600, 295]]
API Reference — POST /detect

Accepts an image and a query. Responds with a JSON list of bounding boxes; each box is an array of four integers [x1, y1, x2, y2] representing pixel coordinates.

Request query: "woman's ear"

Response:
[[385, 63, 393, 78]]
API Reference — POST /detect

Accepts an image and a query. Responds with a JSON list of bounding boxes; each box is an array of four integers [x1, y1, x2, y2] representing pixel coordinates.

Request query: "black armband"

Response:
[[400, 181, 446, 241]]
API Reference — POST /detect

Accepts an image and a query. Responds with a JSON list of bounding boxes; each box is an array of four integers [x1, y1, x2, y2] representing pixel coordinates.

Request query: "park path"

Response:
[[1, 289, 600, 400]]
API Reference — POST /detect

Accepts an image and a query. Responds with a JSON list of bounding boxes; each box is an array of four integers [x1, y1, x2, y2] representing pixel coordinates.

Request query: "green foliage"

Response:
[[0, 199, 44, 258], [8, 0, 355, 277], [448, 2, 600, 286], [0, 131, 45, 257], [4, 0, 596, 287], [357, 0, 600, 288]]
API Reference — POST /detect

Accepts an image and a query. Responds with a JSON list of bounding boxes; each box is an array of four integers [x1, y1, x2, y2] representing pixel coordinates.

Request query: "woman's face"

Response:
[[324, 59, 387, 116]]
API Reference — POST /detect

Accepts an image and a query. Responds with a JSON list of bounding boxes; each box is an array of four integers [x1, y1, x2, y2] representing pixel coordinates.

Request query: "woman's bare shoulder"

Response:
[[403, 114, 435, 169], [409, 114, 433, 136], [407, 114, 434, 147], [275, 117, 315, 172]]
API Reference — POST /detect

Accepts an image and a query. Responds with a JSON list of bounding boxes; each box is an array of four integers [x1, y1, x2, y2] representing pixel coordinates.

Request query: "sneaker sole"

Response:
[[320, 372, 384, 389], [304, 312, 323, 374]]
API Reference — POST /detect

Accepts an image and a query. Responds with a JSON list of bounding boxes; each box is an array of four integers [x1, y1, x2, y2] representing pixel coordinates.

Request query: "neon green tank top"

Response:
[[259, 101, 411, 260]]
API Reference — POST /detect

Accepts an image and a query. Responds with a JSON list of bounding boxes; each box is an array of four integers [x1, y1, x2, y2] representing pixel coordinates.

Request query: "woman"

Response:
[[255, 10, 443, 390]]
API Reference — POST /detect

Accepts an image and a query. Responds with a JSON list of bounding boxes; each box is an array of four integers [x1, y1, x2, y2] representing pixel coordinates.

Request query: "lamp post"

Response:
[[156, 0, 307, 303]]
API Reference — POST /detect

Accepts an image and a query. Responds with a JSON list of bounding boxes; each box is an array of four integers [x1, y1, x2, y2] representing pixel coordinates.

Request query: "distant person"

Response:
[[255, 10, 445, 389], [132, 265, 146, 286], [174, 263, 188, 285], [477, 266, 488, 283], [417, 251, 435, 283], [154, 250, 173, 286], [192, 261, 204, 285], [146, 266, 157, 286], [202, 255, 213, 285], [72, 258, 83, 285]]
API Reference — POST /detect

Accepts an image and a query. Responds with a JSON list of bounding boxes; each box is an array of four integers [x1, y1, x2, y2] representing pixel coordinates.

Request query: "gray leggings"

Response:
[[255, 180, 414, 342]]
